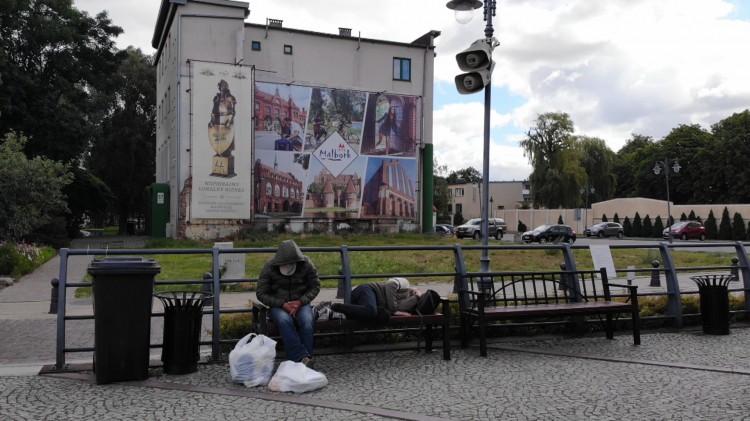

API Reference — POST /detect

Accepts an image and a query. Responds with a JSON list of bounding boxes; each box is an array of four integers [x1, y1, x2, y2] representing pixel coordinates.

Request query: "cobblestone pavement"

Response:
[[3, 238, 750, 419]]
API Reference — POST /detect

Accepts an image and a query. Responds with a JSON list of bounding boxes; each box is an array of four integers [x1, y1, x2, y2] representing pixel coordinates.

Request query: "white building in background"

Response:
[[152, 0, 439, 239]]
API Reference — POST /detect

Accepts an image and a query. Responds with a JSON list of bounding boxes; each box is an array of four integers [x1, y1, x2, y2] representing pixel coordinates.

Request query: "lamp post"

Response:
[[580, 187, 594, 230], [653, 158, 681, 243], [447, 0, 498, 275]]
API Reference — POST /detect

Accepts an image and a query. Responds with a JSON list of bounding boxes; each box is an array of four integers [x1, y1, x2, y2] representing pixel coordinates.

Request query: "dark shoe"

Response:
[[301, 357, 315, 369]]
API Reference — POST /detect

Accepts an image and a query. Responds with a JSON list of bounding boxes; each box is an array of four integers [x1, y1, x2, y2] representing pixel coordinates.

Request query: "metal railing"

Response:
[[54, 241, 750, 369]]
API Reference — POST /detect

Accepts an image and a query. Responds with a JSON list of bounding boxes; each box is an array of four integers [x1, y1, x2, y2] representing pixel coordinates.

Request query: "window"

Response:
[[251, 41, 261, 51], [284, 45, 293, 55], [393, 57, 411, 81], [454, 188, 464, 197]]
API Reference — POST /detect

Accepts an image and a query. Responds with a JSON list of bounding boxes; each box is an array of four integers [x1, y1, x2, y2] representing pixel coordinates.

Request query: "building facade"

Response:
[[152, 0, 438, 239], [448, 180, 531, 224]]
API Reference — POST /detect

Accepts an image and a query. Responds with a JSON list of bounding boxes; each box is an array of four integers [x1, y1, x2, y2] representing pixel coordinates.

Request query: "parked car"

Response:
[[584, 222, 624, 238], [435, 224, 455, 236], [455, 218, 507, 240], [521, 224, 577, 244], [663, 221, 706, 241]]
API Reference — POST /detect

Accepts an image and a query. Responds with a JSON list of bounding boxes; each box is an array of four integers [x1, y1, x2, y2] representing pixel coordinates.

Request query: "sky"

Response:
[[74, 0, 750, 182]]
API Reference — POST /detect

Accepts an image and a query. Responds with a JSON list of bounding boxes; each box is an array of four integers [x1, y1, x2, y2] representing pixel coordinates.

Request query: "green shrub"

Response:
[[0, 241, 55, 279]]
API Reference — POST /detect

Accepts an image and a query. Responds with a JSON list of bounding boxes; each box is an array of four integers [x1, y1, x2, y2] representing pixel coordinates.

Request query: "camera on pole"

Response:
[[455, 39, 495, 94]]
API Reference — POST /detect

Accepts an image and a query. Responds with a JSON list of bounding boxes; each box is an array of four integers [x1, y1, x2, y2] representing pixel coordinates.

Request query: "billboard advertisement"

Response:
[[190, 63, 252, 219], [253, 82, 421, 220]]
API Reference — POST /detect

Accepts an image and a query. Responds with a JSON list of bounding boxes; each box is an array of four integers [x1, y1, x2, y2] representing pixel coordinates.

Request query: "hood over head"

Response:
[[269, 240, 306, 267]]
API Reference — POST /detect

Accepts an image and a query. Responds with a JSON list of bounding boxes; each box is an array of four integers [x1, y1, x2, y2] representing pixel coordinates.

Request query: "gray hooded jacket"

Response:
[[256, 240, 321, 308]]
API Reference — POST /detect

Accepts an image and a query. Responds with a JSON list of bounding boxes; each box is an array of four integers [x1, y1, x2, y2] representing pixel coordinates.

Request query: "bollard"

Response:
[[201, 272, 214, 306], [731, 257, 739, 280], [559, 263, 569, 290], [650, 260, 661, 287], [49, 278, 59, 314]]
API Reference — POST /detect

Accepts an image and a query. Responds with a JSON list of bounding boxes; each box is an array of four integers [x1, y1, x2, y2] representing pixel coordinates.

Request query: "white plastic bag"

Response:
[[229, 333, 277, 387], [268, 360, 328, 393]]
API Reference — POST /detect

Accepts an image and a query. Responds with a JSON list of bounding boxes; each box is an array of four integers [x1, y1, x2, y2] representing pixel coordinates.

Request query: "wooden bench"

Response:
[[252, 294, 451, 360], [458, 268, 641, 356]]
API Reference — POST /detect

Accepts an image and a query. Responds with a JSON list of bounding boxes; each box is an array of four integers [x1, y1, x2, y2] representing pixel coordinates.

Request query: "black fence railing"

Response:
[[54, 241, 750, 369]]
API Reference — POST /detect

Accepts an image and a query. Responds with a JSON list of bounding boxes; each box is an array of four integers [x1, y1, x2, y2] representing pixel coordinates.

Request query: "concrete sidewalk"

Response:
[[2, 238, 750, 419]]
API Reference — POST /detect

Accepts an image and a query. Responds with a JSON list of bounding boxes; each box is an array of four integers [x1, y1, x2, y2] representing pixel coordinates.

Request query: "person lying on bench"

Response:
[[257, 240, 321, 369], [314, 278, 420, 323]]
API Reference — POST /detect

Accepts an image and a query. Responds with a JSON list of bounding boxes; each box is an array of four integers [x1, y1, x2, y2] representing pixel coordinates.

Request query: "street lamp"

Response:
[[579, 187, 594, 230], [447, 0, 498, 275], [653, 158, 681, 243]]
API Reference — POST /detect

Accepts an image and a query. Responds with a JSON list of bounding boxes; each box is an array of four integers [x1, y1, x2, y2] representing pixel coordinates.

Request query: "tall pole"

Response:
[[665, 164, 672, 243], [654, 158, 680, 244], [479, 1, 495, 274]]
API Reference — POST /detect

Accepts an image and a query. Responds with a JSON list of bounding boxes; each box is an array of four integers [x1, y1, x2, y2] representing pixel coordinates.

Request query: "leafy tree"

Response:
[[653, 216, 664, 238], [732, 212, 746, 241], [680, 212, 688, 221], [719, 207, 732, 240], [446, 167, 482, 184], [623, 217, 632, 237], [613, 213, 620, 223], [704, 210, 718, 239], [453, 211, 464, 226], [89, 48, 156, 234], [642, 215, 653, 238], [601, 214, 608, 222], [0, 1, 123, 164], [433, 158, 450, 223], [632, 212, 642, 237], [578, 136, 615, 203], [612, 134, 654, 197], [557, 215, 564, 224], [0, 132, 73, 241], [688, 210, 697, 220], [705, 110, 750, 203], [521, 112, 585, 208]]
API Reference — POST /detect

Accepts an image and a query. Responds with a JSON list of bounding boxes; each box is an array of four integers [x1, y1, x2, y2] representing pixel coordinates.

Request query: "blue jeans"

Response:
[[331, 284, 379, 321], [269, 305, 314, 362]]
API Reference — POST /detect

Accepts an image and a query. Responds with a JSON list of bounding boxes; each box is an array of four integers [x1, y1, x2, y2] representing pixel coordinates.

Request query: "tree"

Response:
[[704, 210, 718, 239], [0, 1, 124, 164], [0, 132, 73, 241], [521, 112, 585, 208], [89, 48, 156, 234], [557, 215, 564, 224], [706, 110, 750, 203], [688, 210, 697, 220], [433, 158, 450, 223], [612, 134, 653, 198], [613, 213, 620, 223], [632, 212, 642, 237], [642, 215, 653, 239], [518, 221, 527, 233], [446, 167, 481, 184], [680, 212, 688, 221], [719, 207, 732, 240], [732, 212, 747, 241], [601, 214, 608, 222], [623, 217, 632, 237], [578, 136, 615, 203], [653, 216, 664, 238]]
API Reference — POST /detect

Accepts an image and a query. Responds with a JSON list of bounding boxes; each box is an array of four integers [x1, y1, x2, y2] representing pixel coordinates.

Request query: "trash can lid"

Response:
[[88, 257, 161, 275]]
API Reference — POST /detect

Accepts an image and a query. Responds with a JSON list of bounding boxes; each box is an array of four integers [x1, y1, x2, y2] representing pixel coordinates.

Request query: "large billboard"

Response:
[[190, 63, 252, 219], [253, 82, 421, 220]]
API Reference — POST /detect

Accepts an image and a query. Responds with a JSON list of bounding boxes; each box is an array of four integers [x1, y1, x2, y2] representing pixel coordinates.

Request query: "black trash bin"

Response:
[[88, 257, 161, 384], [691, 274, 734, 335], [156, 291, 213, 375]]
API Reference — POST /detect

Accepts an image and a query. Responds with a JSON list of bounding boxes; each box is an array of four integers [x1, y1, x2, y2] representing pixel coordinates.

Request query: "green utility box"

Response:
[[145, 183, 169, 237]]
